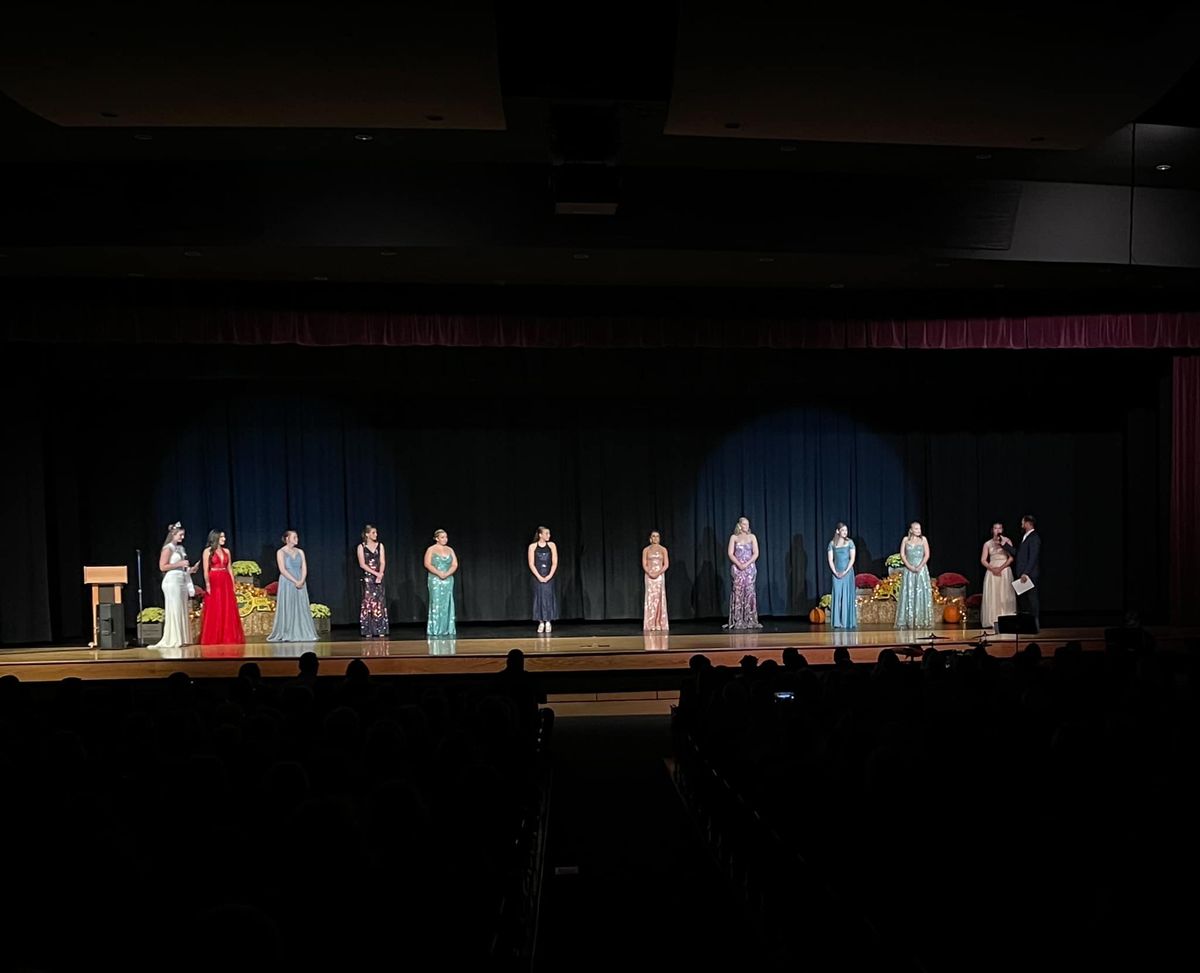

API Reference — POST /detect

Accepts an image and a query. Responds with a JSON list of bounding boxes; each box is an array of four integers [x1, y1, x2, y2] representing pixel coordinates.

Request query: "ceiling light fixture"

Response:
[[133, 133, 153, 141], [1155, 163, 1172, 171], [572, 252, 591, 260], [354, 133, 374, 142]]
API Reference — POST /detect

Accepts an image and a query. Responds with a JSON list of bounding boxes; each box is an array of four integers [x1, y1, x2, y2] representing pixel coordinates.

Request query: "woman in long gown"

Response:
[[528, 526, 559, 634], [200, 529, 245, 645], [979, 522, 1016, 629], [896, 521, 934, 629], [357, 524, 389, 638], [152, 522, 198, 650], [424, 528, 458, 637], [724, 517, 762, 630], [267, 529, 319, 642], [642, 530, 670, 631], [826, 522, 858, 629]]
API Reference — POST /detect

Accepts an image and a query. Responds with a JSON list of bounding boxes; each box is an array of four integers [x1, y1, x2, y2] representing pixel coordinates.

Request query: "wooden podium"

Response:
[[84, 565, 128, 648]]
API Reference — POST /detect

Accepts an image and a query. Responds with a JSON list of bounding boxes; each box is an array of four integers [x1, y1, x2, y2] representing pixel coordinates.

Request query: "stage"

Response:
[[0, 619, 1179, 683]]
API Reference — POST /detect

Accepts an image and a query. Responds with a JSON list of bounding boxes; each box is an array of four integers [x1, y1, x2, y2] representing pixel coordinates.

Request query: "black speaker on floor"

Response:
[[97, 602, 126, 648], [996, 613, 1038, 635]]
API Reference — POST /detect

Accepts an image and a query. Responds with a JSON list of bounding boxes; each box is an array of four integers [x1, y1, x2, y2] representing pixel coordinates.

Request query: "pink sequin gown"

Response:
[[643, 548, 669, 631]]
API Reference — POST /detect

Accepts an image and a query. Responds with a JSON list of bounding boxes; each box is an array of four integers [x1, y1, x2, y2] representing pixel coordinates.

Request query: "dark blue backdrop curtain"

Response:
[[1, 343, 1168, 643]]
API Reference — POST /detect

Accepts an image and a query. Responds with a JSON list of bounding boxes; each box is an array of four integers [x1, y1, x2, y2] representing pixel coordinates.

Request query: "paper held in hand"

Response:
[[1012, 576, 1035, 596]]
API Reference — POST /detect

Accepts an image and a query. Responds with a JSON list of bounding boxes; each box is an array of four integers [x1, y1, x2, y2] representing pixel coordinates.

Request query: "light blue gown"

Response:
[[896, 541, 933, 628], [267, 549, 319, 642], [829, 541, 858, 629]]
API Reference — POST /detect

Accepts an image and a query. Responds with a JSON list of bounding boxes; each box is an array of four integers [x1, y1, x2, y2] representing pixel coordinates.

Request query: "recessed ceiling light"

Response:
[[572, 252, 590, 260], [757, 256, 775, 263], [974, 152, 992, 160], [724, 121, 742, 130], [100, 111, 119, 119], [183, 250, 202, 257], [354, 133, 374, 142], [312, 275, 329, 281], [425, 114, 445, 122], [828, 282, 845, 289], [1155, 163, 1172, 171], [133, 133, 153, 141], [379, 250, 398, 256]]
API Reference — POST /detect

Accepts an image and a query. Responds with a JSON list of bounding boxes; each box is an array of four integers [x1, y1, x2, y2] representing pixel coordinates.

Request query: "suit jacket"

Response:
[[1014, 530, 1040, 582]]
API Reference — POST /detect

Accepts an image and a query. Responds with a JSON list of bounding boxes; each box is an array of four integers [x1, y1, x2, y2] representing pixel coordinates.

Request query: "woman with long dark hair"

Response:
[[200, 528, 245, 645]]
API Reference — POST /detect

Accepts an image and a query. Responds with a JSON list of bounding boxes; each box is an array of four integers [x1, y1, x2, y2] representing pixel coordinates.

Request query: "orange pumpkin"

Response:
[[943, 603, 962, 623], [809, 607, 826, 624]]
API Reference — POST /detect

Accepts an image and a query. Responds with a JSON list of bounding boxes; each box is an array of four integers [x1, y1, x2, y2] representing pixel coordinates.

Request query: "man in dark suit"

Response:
[[1013, 514, 1041, 631]]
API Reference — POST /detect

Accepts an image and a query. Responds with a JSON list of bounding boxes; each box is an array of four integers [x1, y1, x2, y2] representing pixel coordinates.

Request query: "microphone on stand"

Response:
[[134, 548, 145, 646]]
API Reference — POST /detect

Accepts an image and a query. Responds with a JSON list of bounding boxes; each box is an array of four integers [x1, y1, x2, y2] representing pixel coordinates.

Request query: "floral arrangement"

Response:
[[137, 607, 164, 623], [855, 572, 881, 589], [264, 581, 280, 596], [885, 554, 904, 569], [310, 603, 331, 619], [818, 594, 832, 609], [230, 560, 262, 578], [873, 574, 902, 600], [936, 572, 970, 588], [234, 582, 275, 618]]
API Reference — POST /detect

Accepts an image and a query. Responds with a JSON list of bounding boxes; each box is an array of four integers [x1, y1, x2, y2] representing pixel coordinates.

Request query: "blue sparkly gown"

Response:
[[896, 540, 933, 628], [427, 552, 456, 636]]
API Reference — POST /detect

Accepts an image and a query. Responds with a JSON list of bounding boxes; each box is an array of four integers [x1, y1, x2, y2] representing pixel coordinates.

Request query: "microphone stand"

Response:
[[133, 548, 145, 647]]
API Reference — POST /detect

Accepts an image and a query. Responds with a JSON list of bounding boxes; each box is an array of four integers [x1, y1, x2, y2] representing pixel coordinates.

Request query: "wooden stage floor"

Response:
[[0, 620, 1184, 682]]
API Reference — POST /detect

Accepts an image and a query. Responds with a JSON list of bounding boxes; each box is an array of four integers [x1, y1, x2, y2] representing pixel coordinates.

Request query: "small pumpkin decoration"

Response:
[[809, 607, 826, 624], [943, 603, 962, 623]]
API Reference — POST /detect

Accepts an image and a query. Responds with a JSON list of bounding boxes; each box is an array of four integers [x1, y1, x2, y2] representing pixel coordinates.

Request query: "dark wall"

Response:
[[2, 341, 1170, 643]]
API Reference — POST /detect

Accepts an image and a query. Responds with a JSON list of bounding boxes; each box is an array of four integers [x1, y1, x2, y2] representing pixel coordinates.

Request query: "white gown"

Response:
[[152, 544, 192, 649], [980, 540, 1017, 629]]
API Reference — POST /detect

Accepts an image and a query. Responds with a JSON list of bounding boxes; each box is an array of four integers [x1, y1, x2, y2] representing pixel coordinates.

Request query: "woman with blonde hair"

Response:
[[151, 521, 199, 650]]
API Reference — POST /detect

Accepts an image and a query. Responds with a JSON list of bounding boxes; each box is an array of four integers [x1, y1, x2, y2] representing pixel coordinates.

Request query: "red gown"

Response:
[[200, 548, 246, 645]]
